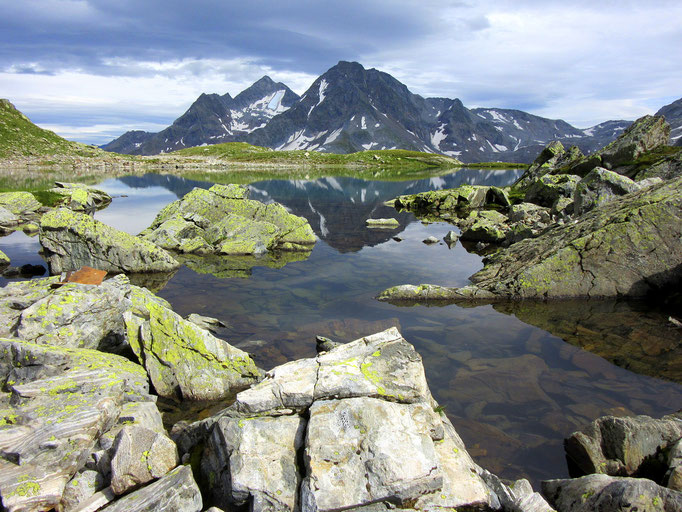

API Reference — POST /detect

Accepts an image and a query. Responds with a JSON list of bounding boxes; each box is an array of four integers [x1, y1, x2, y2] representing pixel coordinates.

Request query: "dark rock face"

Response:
[[542, 474, 682, 512], [657, 97, 682, 146], [564, 414, 682, 479]]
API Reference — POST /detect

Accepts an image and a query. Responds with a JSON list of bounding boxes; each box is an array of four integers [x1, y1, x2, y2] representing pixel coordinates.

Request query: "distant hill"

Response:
[[100, 62, 682, 163], [0, 99, 102, 158]]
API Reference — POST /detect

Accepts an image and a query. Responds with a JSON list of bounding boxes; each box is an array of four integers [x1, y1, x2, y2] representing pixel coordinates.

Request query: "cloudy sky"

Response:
[[1, 0, 680, 145]]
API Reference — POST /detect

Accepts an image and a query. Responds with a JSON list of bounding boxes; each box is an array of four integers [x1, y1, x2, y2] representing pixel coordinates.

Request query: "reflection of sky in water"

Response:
[[0, 170, 680, 487]]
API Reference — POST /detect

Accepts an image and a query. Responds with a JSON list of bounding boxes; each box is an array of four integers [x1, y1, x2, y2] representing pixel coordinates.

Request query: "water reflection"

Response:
[[0, 169, 679, 487]]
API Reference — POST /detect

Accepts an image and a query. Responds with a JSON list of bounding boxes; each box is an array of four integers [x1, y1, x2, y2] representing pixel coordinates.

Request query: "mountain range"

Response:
[[103, 61, 681, 164]]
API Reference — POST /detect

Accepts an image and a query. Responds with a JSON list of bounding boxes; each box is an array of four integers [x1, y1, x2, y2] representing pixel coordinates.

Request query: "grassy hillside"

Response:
[[172, 142, 463, 168], [0, 99, 105, 158]]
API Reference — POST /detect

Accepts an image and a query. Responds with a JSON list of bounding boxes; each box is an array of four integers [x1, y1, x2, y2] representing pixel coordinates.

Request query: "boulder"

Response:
[[109, 426, 179, 495], [443, 230, 459, 245], [0, 192, 41, 216], [0, 338, 151, 512], [39, 208, 180, 274], [573, 167, 641, 216], [459, 210, 510, 243], [515, 140, 568, 188], [564, 413, 682, 479], [392, 177, 682, 301], [524, 174, 581, 207], [60, 469, 104, 512], [0, 250, 8, 267], [634, 148, 682, 181], [99, 466, 202, 512], [140, 184, 315, 255], [185, 313, 227, 334], [203, 415, 306, 511], [666, 439, 682, 491], [541, 474, 682, 512], [124, 286, 261, 400], [13, 276, 131, 353], [0, 206, 19, 232], [197, 328, 498, 512], [568, 115, 671, 176], [394, 185, 510, 213], [366, 218, 399, 228], [47, 183, 112, 212]]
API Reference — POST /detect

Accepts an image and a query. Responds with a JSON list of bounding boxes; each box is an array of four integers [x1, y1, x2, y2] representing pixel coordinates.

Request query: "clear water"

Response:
[[1, 169, 680, 486]]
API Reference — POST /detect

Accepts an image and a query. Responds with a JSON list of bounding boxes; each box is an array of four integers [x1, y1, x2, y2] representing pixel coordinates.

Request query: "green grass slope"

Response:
[[0, 99, 103, 158], [172, 142, 463, 168]]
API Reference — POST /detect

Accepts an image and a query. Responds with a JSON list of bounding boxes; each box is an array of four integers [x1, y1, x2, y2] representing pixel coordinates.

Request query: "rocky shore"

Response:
[[0, 120, 680, 511], [378, 114, 682, 304]]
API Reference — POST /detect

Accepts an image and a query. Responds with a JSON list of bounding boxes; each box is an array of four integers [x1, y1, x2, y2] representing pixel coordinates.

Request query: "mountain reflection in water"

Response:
[[2, 169, 678, 488]]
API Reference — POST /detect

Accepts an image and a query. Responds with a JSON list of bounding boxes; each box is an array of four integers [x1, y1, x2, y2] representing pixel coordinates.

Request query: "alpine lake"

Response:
[[1, 166, 680, 487]]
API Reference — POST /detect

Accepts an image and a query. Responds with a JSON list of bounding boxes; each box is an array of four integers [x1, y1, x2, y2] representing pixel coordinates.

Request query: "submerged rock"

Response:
[[197, 328, 499, 512], [141, 184, 315, 255], [39, 208, 180, 274], [124, 286, 261, 401]]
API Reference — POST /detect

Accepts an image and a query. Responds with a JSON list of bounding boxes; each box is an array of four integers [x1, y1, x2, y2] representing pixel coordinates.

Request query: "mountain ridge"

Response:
[[102, 61, 681, 163]]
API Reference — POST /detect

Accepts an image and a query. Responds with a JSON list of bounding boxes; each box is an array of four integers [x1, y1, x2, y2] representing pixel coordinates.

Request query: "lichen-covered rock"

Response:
[[541, 474, 682, 512], [203, 415, 306, 511], [376, 283, 495, 304], [568, 115, 671, 176], [426, 177, 682, 301], [100, 465, 202, 512], [666, 439, 682, 491], [515, 140, 568, 188], [634, 148, 682, 181], [366, 218, 399, 228], [124, 287, 261, 400], [0, 206, 19, 232], [524, 174, 581, 207], [459, 210, 510, 243], [109, 426, 179, 495], [48, 182, 112, 212], [39, 208, 180, 274], [564, 413, 682, 478], [196, 328, 498, 512], [573, 167, 641, 216], [60, 469, 104, 512], [0, 338, 151, 512], [0, 192, 41, 215], [394, 184, 510, 213], [13, 277, 131, 353], [0, 250, 8, 267], [141, 184, 315, 255]]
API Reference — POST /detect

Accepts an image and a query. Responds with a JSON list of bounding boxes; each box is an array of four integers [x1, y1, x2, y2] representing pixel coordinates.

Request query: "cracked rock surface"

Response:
[[196, 327, 499, 512]]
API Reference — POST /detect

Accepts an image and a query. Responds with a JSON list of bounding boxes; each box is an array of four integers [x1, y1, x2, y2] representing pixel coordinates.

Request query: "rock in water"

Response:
[[140, 184, 315, 255], [48, 182, 113, 212], [199, 328, 499, 512], [124, 286, 261, 400], [0, 192, 42, 216], [39, 208, 180, 274], [366, 218, 400, 228], [0, 250, 8, 268], [542, 474, 682, 512], [564, 413, 682, 478], [380, 177, 682, 302]]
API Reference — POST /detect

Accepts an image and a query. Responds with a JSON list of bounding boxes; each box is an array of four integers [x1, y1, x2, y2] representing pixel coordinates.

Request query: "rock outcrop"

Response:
[[196, 328, 502, 512], [124, 285, 261, 400], [39, 208, 180, 274], [380, 177, 682, 302], [564, 413, 682, 479], [542, 473, 682, 512], [47, 182, 112, 212], [140, 184, 316, 255]]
